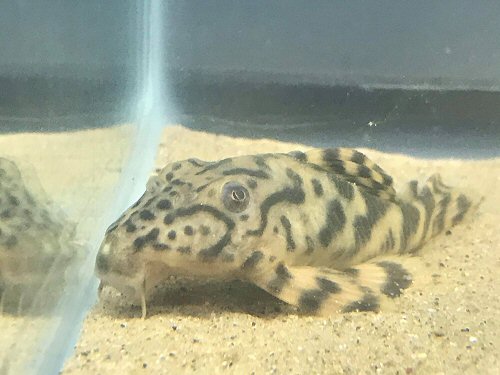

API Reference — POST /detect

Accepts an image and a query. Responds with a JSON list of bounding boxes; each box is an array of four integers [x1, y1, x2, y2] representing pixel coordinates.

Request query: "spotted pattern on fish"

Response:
[[0, 158, 78, 313], [95, 148, 480, 318]]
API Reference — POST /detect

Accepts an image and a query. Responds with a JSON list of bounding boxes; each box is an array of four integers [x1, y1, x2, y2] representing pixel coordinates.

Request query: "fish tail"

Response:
[[399, 174, 481, 253]]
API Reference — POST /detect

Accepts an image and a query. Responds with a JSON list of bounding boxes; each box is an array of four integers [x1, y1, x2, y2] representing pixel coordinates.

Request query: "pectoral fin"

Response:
[[247, 257, 416, 315]]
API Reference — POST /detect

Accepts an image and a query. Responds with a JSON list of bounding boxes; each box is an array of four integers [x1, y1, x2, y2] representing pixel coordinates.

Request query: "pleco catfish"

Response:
[[95, 148, 479, 318]]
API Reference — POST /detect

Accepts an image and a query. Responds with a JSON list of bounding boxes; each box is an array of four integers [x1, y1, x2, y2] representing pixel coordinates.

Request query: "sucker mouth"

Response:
[[96, 265, 149, 318]]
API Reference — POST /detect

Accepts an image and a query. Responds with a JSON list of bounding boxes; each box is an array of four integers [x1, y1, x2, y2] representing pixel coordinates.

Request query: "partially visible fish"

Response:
[[0, 158, 78, 313]]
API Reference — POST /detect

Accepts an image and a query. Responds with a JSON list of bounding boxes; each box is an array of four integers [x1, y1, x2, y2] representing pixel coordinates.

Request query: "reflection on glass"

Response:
[[0, 157, 80, 315]]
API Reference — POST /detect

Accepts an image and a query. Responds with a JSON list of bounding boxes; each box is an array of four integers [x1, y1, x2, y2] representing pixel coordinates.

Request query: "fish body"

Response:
[[96, 148, 478, 317], [0, 158, 76, 312]]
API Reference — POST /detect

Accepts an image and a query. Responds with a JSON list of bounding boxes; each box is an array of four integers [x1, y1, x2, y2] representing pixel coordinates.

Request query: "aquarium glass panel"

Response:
[[0, 1, 169, 373]]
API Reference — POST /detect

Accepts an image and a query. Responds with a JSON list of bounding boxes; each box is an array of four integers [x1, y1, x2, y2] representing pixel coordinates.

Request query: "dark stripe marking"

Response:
[[298, 277, 342, 313], [166, 205, 235, 262], [357, 165, 372, 179], [327, 160, 346, 175], [317, 277, 342, 293], [247, 169, 304, 237], [352, 189, 389, 254], [157, 199, 172, 210], [288, 151, 307, 163], [318, 199, 346, 247], [177, 246, 192, 254], [350, 150, 393, 187], [267, 263, 293, 294], [452, 194, 471, 225], [187, 158, 206, 167], [322, 149, 341, 165], [381, 173, 393, 187], [311, 178, 324, 197], [280, 215, 296, 251], [380, 229, 395, 252], [195, 183, 209, 193], [408, 180, 418, 198], [377, 261, 412, 297], [222, 168, 269, 179], [124, 218, 137, 233], [432, 194, 451, 236], [143, 197, 156, 207], [139, 210, 156, 221], [349, 150, 367, 165], [417, 186, 435, 241], [171, 179, 185, 186], [331, 175, 354, 200], [399, 202, 421, 252], [344, 267, 359, 277], [305, 236, 315, 255], [195, 159, 231, 175], [153, 243, 170, 251], [253, 155, 271, 170], [342, 291, 380, 313], [133, 228, 159, 252], [241, 250, 264, 271]]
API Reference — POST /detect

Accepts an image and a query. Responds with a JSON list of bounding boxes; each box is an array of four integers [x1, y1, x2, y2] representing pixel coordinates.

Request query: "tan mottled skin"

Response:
[[96, 148, 479, 318], [0, 158, 76, 312]]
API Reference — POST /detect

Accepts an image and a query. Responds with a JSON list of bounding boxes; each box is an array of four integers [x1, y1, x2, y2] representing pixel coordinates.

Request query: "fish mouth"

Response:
[[95, 238, 144, 301], [97, 271, 144, 302], [97, 274, 149, 318]]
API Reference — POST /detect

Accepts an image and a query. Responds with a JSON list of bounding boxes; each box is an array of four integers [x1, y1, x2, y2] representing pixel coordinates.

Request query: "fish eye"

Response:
[[222, 182, 250, 212]]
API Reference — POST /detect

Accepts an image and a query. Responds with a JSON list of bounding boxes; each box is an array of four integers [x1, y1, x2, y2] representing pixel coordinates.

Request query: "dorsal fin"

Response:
[[288, 148, 396, 200]]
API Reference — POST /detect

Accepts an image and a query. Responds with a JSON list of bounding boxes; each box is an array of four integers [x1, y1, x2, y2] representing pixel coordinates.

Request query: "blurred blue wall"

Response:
[[1, 1, 500, 89]]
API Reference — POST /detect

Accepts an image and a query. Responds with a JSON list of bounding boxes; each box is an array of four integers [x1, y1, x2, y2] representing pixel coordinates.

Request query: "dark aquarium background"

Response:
[[1, 0, 500, 158]]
